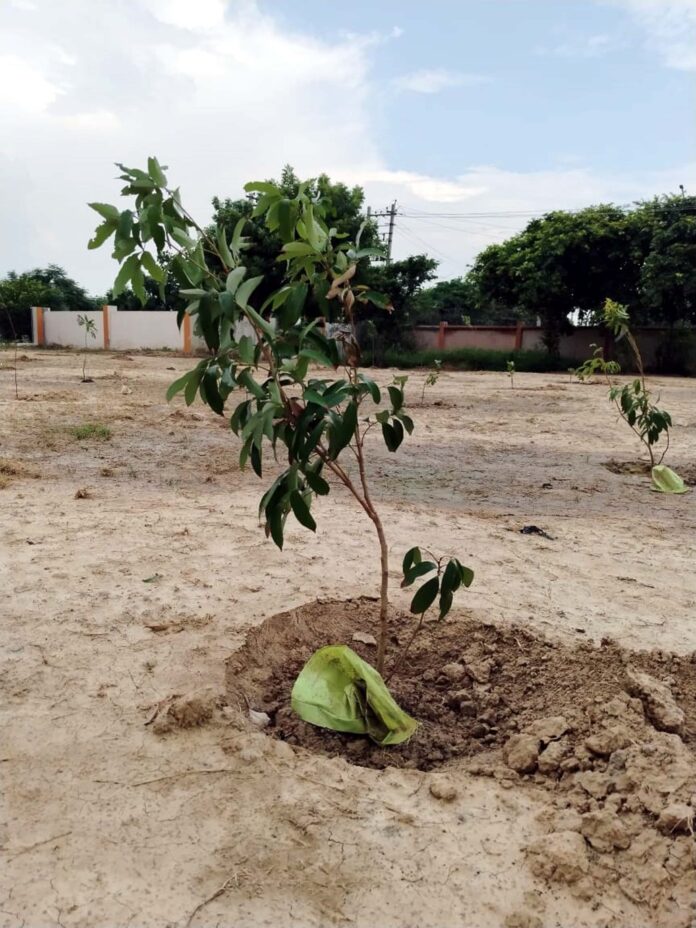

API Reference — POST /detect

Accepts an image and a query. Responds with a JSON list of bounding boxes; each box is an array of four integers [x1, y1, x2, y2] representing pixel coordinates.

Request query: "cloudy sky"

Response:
[[1, 0, 695, 293]]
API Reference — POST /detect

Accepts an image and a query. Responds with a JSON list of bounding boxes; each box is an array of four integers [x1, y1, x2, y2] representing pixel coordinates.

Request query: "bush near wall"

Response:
[[365, 346, 575, 372]]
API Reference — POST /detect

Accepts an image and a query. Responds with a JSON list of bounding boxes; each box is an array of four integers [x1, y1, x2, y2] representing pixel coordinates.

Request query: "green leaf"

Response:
[[184, 366, 203, 405], [329, 402, 358, 458], [305, 471, 330, 495], [290, 491, 316, 532], [358, 375, 381, 404], [117, 210, 133, 240], [402, 546, 422, 575], [401, 561, 437, 588], [202, 369, 224, 415], [363, 289, 392, 308], [217, 226, 234, 269], [245, 303, 275, 341], [166, 371, 193, 401], [235, 275, 264, 310], [244, 181, 281, 196], [237, 368, 265, 400], [237, 335, 255, 365], [147, 156, 167, 186], [250, 443, 262, 478], [279, 241, 317, 258], [299, 348, 335, 368], [268, 505, 284, 549], [170, 226, 196, 250], [140, 251, 165, 283], [89, 202, 119, 221], [410, 577, 440, 615], [459, 563, 475, 588], [131, 260, 146, 306], [441, 559, 462, 597], [388, 385, 404, 411], [231, 217, 247, 254], [180, 288, 208, 298], [88, 220, 116, 250], [277, 199, 295, 242], [112, 236, 137, 261], [226, 266, 246, 295], [112, 254, 139, 297], [278, 282, 307, 328], [381, 419, 404, 452], [439, 590, 454, 621], [395, 412, 414, 435]]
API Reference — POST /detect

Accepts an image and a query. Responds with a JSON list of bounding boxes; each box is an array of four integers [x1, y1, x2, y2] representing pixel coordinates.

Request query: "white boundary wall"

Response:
[[41, 309, 105, 348], [32, 306, 255, 354], [109, 311, 182, 350]]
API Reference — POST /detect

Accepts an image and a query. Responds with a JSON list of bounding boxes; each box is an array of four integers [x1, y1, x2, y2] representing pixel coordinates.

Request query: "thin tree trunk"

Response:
[[353, 425, 390, 673]]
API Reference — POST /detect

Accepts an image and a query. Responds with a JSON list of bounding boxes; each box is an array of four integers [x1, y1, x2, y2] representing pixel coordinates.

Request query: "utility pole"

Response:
[[370, 201, 397, 263]]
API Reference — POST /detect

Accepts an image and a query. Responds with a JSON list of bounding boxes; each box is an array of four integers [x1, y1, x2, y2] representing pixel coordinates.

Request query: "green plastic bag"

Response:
[[291, 645, 418, 746], [651, 464, 689, 494]]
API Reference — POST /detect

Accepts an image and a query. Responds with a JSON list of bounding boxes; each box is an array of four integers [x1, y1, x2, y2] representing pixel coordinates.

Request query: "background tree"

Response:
[[468, 205, 639, 355], [0, 265, 98, 340], [360, 255, 438, 352], [209, 165, 381, 311], [636, 194, 696, 327]]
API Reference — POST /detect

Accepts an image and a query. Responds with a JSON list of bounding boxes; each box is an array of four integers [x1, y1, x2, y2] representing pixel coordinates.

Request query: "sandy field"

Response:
[[1, 348, 695, 928]]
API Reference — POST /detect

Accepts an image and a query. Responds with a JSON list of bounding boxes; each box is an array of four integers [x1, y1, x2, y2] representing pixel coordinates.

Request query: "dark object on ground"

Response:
[[520, 525, 554, 540]]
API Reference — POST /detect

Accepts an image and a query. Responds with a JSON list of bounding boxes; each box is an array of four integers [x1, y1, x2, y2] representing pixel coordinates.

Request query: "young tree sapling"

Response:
[[88, 159, 475, 675], [77, 314, 97, 382]]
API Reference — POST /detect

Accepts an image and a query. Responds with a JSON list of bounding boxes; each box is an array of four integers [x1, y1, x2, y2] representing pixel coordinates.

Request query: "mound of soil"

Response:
[[226, 598, 695, 772], [603, 459, 696, 485], [227, 599, 696, 921]]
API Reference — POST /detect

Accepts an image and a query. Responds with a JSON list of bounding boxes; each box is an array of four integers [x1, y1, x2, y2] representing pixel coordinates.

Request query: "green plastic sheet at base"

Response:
[[291, 645, 418, 746], [651, 464, 689, 494]]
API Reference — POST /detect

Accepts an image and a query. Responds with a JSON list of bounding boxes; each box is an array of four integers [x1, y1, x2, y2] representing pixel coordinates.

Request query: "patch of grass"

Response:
[[366, 346, 575, 373], [71, 423, 112, 442]]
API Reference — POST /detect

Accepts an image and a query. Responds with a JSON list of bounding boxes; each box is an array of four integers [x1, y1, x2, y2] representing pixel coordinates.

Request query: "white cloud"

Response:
[[393, 68, 488, 94], [0, 0, 693, 293], [609, 0, 696, 70], [142, 0, 228, 32], [537, 32, 621, 59], [352, 162, 696, 279], [0, 54, 63, 113]]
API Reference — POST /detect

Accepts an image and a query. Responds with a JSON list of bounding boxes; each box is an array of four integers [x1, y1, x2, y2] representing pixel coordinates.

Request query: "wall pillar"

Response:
[[102, 305, 111, 350], [514, 320, 524, 350], [182, 313, 192, 355], [437, 321, 448, 350], [32, 306, 45, 346]]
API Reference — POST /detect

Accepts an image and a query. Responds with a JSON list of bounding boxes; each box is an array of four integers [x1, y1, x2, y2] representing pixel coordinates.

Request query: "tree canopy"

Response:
[[463, 194, 696, 353], [0, 265, 98, 340]]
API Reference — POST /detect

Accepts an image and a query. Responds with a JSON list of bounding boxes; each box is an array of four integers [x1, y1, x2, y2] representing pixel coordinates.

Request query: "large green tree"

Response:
[[0, 265, 97, 340], [635, 194, 696, 327], [469, 205, 639, 354], [461, 194, 696, 354]]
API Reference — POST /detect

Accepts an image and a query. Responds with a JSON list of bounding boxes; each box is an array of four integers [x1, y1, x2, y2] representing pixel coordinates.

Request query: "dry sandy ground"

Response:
[[1, 349, 695, 928]]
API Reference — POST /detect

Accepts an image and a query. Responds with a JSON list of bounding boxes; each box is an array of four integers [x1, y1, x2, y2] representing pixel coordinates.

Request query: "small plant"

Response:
[[77, 314, 97, 382], [71, 423, 112, 441], [420, 359, 442, 403], [573, 344, 620, 383], [506, 359, 515, 388], [580, 300, 674, 475], [89, 158, 475, 690]]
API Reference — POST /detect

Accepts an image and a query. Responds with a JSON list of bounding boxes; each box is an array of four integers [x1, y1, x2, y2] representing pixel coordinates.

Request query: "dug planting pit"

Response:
[[228, 598, 696, 920]]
